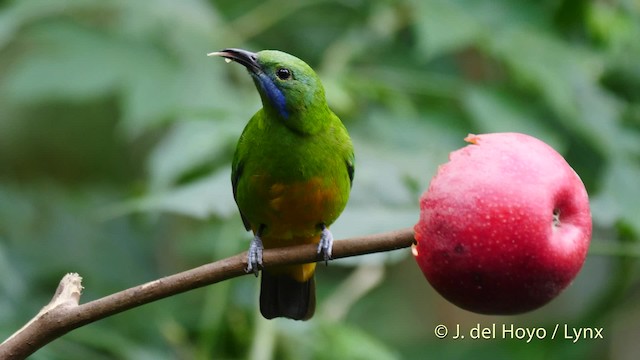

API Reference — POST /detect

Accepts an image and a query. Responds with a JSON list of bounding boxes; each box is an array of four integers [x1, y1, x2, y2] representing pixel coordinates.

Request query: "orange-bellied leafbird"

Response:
[[209, 48, 354, 320]]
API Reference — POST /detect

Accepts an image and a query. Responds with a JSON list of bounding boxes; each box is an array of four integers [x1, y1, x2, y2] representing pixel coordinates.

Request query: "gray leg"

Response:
[[317, 224, 333, 265], [247, 226, 265, 276]]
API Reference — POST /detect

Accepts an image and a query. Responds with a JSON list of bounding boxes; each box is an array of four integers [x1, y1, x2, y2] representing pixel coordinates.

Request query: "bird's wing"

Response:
[[231, 159, 251, 231], [346, 151, 355, 188], [231, 119, 253, 232]]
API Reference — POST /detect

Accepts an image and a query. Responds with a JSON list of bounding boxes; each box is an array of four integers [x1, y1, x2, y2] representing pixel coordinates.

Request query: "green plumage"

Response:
[[232, 106, 353, 233], [212, 48, 354, 320]]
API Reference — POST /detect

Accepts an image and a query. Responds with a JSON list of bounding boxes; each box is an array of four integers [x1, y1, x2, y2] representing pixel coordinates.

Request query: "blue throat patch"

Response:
[[255, 73, 289, 119]]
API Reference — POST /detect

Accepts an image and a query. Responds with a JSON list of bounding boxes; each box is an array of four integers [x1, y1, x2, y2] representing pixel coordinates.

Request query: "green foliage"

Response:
[[1, 0, 640, 358]]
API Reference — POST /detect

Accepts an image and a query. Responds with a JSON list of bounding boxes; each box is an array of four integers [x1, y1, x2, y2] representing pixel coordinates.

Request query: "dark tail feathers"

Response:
[[259, 270, 315, 320]]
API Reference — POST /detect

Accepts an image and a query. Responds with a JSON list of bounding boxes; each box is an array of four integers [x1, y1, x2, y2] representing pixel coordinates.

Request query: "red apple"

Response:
[[413, 133, 592, 314]]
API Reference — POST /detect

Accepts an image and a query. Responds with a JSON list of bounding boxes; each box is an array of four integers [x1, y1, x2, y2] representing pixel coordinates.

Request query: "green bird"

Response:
[[209, 48, 354, 320]]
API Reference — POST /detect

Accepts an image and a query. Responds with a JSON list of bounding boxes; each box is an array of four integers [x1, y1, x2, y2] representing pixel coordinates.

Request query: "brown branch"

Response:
[[0, 228, 415, 359]]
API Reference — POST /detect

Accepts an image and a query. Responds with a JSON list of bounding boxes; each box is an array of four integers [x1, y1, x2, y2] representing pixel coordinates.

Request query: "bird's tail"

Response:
[[259, 268, 316, 320]]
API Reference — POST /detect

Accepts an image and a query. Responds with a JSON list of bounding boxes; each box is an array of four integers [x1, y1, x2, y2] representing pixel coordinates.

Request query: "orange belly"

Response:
[[244, 176, 341, 282], [248, 175, 341, 240]]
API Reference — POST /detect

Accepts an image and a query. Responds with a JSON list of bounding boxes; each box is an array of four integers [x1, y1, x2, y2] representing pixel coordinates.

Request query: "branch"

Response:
[[0, 228, 415, 359]]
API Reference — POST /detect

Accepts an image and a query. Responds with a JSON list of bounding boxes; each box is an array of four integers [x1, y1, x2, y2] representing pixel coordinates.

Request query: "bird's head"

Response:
[[209, 48, 330, 135]]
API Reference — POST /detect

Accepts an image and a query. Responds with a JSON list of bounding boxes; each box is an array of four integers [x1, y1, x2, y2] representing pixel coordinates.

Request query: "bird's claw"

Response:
[[317, 226, 334, 265], [247, 235, 264, 276]]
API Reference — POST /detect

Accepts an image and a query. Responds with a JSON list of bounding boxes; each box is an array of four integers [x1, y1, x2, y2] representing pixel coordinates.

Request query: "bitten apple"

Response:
[[413, 133, 592, 314]]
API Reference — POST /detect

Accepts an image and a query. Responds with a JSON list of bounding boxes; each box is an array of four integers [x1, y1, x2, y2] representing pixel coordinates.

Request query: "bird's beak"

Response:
[[208, 48, 261, 74]]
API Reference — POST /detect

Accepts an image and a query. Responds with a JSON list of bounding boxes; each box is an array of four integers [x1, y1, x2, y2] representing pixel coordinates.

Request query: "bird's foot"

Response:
[[317, 225, 333, 265], [246, 234, 264, 276]]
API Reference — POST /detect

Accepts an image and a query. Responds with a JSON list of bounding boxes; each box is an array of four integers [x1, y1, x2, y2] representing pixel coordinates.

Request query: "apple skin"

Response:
[[413, 133, 592, 315]]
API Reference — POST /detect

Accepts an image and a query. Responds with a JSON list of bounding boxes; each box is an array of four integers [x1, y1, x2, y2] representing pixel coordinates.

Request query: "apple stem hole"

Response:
[[553, 208, 561, 228]]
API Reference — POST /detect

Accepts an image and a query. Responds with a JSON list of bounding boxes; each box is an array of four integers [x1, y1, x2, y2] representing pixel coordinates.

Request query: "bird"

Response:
[[208, 48, 354, 320]]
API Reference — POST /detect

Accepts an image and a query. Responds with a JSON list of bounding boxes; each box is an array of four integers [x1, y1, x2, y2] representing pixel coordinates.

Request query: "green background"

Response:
[[1, 0, 639, 359]]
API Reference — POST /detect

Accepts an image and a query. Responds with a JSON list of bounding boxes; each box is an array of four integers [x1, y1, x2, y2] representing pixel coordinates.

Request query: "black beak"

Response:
[[208, 48, 261, 74]]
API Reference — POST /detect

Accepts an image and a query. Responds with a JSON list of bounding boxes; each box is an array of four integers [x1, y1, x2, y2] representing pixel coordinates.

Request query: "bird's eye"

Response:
[[276, 68, 292, 80]]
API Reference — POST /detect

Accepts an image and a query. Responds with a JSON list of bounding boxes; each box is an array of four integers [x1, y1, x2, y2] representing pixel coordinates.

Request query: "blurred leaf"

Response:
[[4, 22, 125, 102], [590, 158, 640, 233], [412, 0, 481, 59], [331, 205, 414, 267], [462, 86, 565, 150], [118, 51, 180, 137], [334, 205, 417, 239], [587, 1, 637, 49], [102, 168, 236, 220], [413, 0, 547, 59], [314, 321, 399, 360], [571, 75, 627, 156], [488, 27, 600, 119], [0, 241, 26, 327], [485, 26, 634, 156], [0, 0, 101, 50], [348, 111, 460, 208], [147, 119, 239, 190], [279, 321, 399, 360], [115, 0, 222, 48], [2, 0, 239, 139]]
